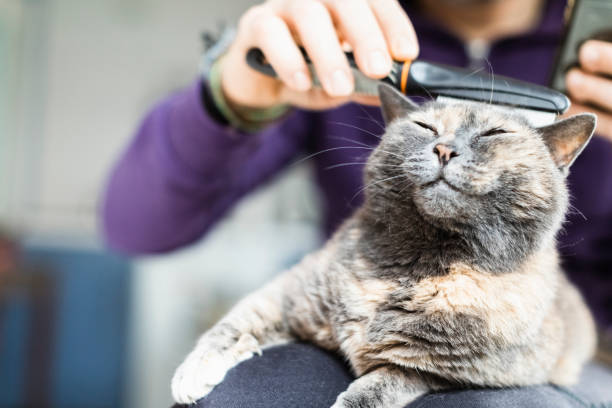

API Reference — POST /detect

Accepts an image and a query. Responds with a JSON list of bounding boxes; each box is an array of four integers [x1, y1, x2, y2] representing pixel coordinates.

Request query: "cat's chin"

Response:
[[413, 179, 471, 220]]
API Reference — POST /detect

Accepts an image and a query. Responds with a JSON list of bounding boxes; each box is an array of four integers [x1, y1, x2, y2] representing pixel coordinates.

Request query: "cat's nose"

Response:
[[433, 144, 458, 166]]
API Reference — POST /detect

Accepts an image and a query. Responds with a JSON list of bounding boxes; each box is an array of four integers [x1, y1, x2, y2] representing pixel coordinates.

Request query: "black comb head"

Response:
[[406, 61, 570, 114]]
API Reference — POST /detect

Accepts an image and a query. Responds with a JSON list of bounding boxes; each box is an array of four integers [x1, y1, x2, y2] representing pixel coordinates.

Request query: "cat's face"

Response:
[[389, 103, 555, 222], [368, 85, 596, 236]]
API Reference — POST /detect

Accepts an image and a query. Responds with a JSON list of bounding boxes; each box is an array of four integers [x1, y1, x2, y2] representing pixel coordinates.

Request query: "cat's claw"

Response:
[[171, 333, 261, 404]]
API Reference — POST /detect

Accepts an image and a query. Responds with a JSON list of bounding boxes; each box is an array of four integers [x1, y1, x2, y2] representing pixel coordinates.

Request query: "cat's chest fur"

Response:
[[330, 257, 558, 380]]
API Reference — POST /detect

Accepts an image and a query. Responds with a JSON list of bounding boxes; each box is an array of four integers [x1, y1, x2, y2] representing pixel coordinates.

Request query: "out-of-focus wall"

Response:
[[1, 0, 257, 241], [131, 165, 321, 408], [1, 1, 323, 407], [0, 1, 26, 229]]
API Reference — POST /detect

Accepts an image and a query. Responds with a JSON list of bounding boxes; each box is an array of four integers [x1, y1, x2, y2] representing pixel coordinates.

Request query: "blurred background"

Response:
[[0, 1, 323, 407]]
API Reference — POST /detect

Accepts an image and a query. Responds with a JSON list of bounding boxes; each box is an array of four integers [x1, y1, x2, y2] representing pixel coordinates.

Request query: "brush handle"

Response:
[[246, 46, 394, 96]]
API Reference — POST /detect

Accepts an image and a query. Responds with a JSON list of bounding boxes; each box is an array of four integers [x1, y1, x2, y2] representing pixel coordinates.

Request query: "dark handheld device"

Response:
[[550, 0, 612, 92]]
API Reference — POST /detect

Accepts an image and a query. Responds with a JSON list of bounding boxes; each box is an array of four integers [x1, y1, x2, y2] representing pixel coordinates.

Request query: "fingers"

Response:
[[279, 87, 352, 109], [238, 0, 419, 102], [248, 11, 312, 91], [553, 39, 612, 141], [568, 40, 612, 121], [579, 40, 612, 76], [565, 103, 612, 142], [324, 0, 392, 78], [278, 87, 379, 110], [566, 68, 612, 112], [283, 0, 354, 96], [368, 0, 419, 61]]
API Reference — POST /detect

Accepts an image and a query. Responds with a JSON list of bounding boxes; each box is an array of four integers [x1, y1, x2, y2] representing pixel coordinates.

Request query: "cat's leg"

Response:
[[550, 280, 596, 386], [331, 366, 430, 408], [171, 274, 293, 404]]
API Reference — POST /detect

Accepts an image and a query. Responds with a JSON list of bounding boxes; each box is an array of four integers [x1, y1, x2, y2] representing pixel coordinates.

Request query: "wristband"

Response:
[[200, 26, 290, 132], [208, 57, 290, 132]]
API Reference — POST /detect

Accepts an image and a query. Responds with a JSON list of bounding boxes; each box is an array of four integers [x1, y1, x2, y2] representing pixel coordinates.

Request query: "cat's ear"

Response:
[[537, 113, 596, 174], [378, 83, 418, 125]]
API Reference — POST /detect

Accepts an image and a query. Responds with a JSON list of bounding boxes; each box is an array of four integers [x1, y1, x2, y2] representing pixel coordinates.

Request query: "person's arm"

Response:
[[102, 80, 312, 254], [103, 0, 420, 254]]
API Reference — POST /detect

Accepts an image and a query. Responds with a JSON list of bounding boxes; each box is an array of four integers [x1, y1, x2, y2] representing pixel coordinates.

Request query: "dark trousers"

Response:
[[174, 343, 612, 408]]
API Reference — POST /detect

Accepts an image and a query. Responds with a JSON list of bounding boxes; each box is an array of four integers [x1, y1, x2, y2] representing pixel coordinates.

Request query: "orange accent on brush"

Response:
[[400, 60, 412, 94]]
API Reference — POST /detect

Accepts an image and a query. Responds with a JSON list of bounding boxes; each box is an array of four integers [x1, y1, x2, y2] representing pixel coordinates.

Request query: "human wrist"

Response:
[[209, 56, 291, 132]]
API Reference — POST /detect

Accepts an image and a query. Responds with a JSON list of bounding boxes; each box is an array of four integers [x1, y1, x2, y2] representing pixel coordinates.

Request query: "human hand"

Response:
[[565, 40, 612, 141], [220, 0, 418, 111]]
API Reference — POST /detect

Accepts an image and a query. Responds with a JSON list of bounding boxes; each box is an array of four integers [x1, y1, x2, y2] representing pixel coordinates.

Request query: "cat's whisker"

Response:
[[461, 66, 486, 81], [366, 147, 407, 161], [375, 150, 407, 160], [321, 136, 406, 163], [356, 105, 385, 131], [398, 179, 414, 195], [355, 117, 385, 132], [290, 146, 382, 167], [411, 81, 435, 102], [479, 76, 486, 105], [405, 166, 427, 172], [365, 176, 411, 205], [484, 57, 495, 106], [350, 175, 407, 203], [328, 135, 376, 149], [328, 121, 383, 139], [325, 162, 406, 171], [325, 162, 368, 170], [557, 237, 585, 249], [567, 203, 588, 221]]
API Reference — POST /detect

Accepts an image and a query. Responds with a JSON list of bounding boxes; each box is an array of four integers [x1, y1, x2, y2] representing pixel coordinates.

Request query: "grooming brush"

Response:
[[246, 47, 570, 127]]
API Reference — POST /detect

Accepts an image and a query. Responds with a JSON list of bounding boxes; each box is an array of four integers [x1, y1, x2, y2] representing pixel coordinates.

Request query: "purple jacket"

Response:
[[103, 0, 612, 327]]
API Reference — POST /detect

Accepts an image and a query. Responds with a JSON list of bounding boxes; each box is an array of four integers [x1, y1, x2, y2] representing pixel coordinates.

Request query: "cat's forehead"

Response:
[[407, 102, 529, 133]]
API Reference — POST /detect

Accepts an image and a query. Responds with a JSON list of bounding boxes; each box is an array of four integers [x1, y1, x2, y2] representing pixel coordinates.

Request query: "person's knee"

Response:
[[410, 362, 612, 408], [408, 386, 584, 408], [175, 348, 611, 408], [186, 343, 353, 408]]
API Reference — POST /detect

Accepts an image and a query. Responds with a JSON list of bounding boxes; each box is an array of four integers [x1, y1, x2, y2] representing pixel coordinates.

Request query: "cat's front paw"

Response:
[[331, 390, 361, 408], [333, 389, 390, 408], [329, 391, 349, 408], [171, 333, 261, 404]]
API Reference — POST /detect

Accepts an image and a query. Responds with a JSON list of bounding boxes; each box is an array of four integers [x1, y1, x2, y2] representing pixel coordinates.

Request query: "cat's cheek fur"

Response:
[[404, 152, 440, 186]]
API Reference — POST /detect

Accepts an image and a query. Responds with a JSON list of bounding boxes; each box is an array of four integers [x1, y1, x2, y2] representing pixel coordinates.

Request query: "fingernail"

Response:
[[394, 40, 416, 59], [582, 43, 599, 65], [329, 69, 353, 96], [368, 50, 391, 76], [567, 70, 583, 88], [292, 71, 310, 91]]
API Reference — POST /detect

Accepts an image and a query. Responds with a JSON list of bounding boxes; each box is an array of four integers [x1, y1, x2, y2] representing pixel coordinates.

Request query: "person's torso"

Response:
[[305, 0, 612, 326]]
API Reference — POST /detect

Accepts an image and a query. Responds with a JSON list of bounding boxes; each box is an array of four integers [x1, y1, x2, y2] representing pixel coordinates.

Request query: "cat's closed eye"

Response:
[[479, 127, 512, 137], [413, 121, 438, 135]]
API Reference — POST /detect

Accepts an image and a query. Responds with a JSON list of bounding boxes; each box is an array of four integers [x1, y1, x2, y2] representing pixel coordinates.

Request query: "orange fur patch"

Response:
[[409, 245, 559, 342]]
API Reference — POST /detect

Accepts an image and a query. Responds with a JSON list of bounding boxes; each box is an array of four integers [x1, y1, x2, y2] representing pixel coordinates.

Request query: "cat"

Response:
[[171, 83, 597, 407]]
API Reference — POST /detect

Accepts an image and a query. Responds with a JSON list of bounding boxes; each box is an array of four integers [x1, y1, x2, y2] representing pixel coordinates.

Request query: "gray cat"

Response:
[[171, 83, 597, 407]]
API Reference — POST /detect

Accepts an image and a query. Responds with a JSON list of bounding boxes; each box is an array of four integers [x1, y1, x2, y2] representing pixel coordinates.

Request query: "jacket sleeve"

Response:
[[101, 79, 313, 254]]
